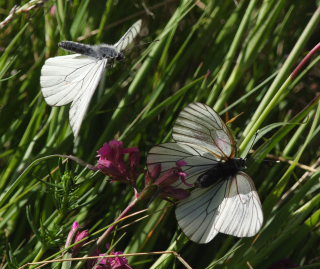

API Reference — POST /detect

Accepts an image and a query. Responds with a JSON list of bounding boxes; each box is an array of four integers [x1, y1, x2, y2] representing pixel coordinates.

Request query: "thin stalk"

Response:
[[207, 0, 257, 105], [241, 7, 320, 142], [240, 38, 320, 152]]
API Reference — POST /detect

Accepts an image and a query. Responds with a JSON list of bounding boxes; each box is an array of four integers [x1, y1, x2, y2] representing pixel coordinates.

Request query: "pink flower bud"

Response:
[[65, 221, 80, 250], [72, 221, 80, 231], [154, 167, 181, 187], [50, 5, 56, 16], [161, 186, 190, 200], [72, 230, 89, 256], [176, 160, 187, 167]]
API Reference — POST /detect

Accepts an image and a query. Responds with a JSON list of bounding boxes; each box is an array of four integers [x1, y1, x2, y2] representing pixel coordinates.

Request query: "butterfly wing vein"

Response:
[[175, 172, 263, 243]]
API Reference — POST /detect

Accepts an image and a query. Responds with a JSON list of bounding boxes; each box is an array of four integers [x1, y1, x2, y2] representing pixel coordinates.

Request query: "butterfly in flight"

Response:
[[40, 20, 142, 137], [147, 102, 263, 243]]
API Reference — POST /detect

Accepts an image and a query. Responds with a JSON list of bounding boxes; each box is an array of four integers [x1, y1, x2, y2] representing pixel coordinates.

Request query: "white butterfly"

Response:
[[40, 20, 142, 137], [147, 102, 263, 243]]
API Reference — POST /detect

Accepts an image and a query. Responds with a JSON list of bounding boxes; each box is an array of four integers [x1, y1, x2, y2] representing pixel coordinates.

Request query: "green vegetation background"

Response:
[[0, 0, 319, 268]]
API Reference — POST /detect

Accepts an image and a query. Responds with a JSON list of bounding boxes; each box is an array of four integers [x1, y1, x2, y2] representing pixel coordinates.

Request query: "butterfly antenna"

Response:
[[248, 130, 259, 155], [249, 132, 280, 164], [121, 39, 159, 55], [263, 154, 281, 163], [263, 159, 281, 163], [137, 39, 160, 48]]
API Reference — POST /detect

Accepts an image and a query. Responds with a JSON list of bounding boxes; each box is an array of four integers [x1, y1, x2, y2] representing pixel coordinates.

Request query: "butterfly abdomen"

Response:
[[197, 158, 247, 188], [59, 41, 96, 57]]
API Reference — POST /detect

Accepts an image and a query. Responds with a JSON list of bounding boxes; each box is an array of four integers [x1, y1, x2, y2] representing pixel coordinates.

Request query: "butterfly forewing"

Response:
[[147, 142, 219, 188], [69, 59, 107, 137], [41, 55, 102, 106], [173, 102, 236, 159], [114, 20, 142, 51]]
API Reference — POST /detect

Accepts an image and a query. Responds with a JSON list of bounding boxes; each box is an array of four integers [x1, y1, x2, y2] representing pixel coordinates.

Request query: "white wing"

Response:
[[175, 172, 263, 243], [40, 54, 107, 136], [68, 59, 106, 137], [147, 142, 219, 188], [214, 172, 263, 237], [173, 102, 236, 159], [114, 20, 142, 51]]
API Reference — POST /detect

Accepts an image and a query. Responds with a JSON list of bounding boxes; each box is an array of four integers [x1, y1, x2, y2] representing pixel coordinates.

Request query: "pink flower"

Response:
[[160, 186, 190, 200], [97, 140, 140, 183], [108, 251, 132, 269], [152, 160, 191, 188], [50, 5, 56, 16], [65, 222, 90, 257], [65, 221, 80, 250], [146, 161, 191, 200], [88, 249, 132, 269], [94, 254, 109, 269], [72, 229, 90, 256]]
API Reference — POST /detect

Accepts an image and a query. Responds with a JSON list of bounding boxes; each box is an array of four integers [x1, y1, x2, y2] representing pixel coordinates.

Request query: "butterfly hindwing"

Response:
[[175, 180, 227, 243], [175, 172, 263, 243], [214, 172, 263, 237], [41, 54, 107, 136]]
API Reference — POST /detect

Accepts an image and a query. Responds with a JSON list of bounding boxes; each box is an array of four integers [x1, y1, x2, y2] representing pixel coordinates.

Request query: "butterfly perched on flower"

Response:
[[40, 20, 142, 137], [147, 102, 263, 243]]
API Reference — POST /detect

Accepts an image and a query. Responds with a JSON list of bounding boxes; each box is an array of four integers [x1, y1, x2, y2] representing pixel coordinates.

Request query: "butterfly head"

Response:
[[235, 157, 247, 170], [116, 51, 125, 61]]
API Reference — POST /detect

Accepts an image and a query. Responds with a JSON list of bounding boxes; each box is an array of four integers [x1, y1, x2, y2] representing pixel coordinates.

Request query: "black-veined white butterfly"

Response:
[[40, 20, 142, 137], [147, 102, 263, 243]]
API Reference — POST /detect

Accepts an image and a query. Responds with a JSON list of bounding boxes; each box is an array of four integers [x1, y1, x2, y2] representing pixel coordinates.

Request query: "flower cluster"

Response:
[[97, 140, 140, 184], [93, 250, 132, 269], [96, 140, 193, 201], [66, 222, 132, 269]]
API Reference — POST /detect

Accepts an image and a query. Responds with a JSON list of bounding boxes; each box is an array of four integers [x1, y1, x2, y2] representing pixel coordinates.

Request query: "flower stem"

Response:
[[96, 197, 139, 247], [74, 196, 140, 269], [291, 42, 320, 79]]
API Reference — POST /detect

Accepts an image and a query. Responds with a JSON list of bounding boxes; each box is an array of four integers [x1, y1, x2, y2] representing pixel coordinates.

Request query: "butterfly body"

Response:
[[58, 41, 125, 62], [197, 158, 247, 188], [40, 20, 142, 137], [147, 103, 263, 243]]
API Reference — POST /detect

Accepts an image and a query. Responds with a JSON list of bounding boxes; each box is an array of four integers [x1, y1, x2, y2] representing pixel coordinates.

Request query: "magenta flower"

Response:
[[146, 161, 191, 200], [65, 221, 80, 250], [65, 222, 90, 257], [50, 5, 56, 16], [89, 249, 132, 269], [97, 140, 140, 183], [160, 186, 190, 200], [107, 251, 132, 269], [72, 229, 90, 256]]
